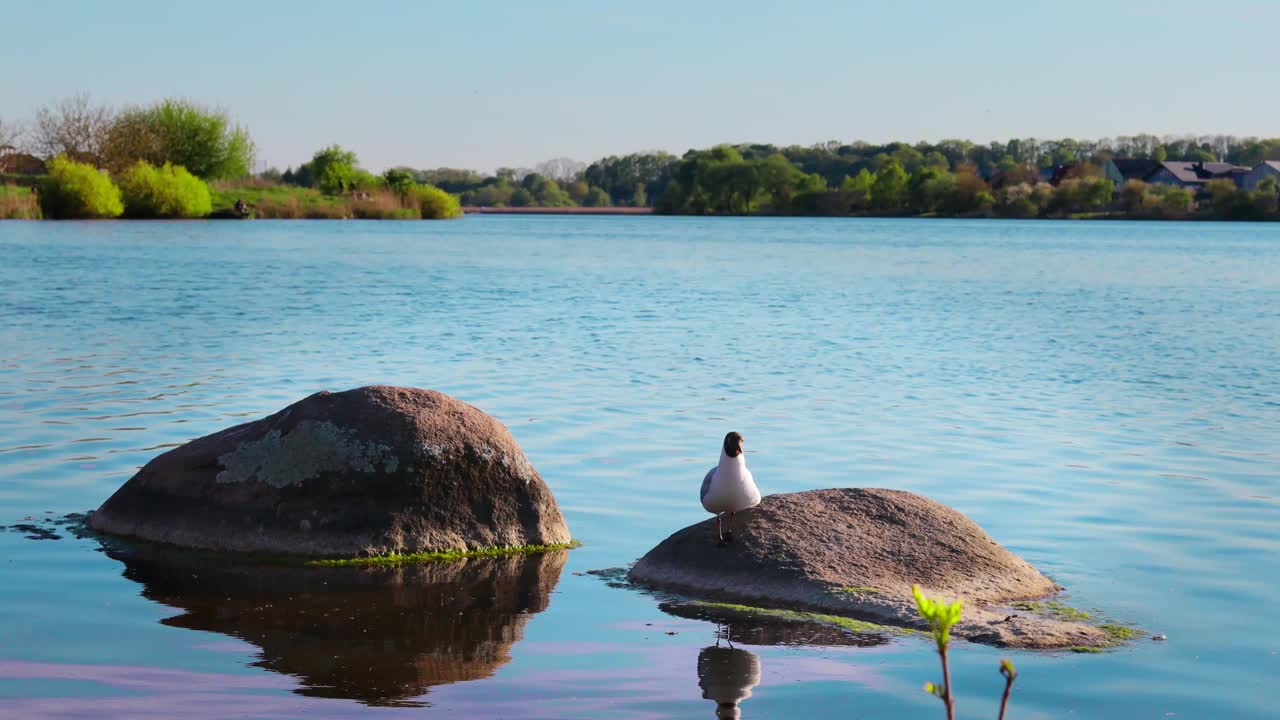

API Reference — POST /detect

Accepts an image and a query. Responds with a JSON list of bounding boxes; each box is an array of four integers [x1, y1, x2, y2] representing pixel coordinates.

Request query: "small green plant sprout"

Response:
[[913, 584, 962, 720], [998, 658, 1018, 720]]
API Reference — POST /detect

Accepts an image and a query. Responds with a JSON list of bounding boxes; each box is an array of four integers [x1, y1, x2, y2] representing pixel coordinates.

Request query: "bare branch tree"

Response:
[[534, 157, 586, 183], [30, 93, 115, 164], [0, 115, 22, 154]]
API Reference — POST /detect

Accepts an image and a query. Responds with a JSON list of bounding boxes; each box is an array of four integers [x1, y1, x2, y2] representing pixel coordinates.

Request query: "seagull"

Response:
[[700, 431, 761, 544]]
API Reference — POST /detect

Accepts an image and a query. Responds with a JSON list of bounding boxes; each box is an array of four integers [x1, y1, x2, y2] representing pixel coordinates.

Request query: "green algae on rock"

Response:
[[307, 541, 581, 567]]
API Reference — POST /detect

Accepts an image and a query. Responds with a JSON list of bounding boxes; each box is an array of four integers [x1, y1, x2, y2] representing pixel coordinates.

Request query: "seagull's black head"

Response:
[[722, 431, 744, 458]]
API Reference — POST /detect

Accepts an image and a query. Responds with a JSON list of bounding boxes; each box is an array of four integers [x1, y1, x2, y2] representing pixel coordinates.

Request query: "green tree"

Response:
[[908, 167, 946, 213], [1252, 176, 1279, 215], [39, 155, 123, 219], [105, 99, 254, 179], [583, 186, 611, 207], [117, 161, 212, 218], [871, 158, 909, 212], [383, 168, 415, 198], [509, 187, 534, 207], [304, 145, 359, 194], [840, 169, 873, 211]]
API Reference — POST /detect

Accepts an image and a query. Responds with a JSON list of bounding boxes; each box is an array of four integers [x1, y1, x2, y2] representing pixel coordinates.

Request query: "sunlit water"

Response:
[[0, 217, 1277, 719]]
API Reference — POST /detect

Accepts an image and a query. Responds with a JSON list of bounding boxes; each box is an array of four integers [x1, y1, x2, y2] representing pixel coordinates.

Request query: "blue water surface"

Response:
[[0, 216, 1277, 719]]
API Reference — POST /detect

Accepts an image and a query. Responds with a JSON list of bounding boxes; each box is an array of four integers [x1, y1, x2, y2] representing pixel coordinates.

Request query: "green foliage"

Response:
[[39, 155, 123, 219], [583, 186, 612, 207], [106, 99, 254, 179], [1047, 177, 1113, 215], [840, 169, 873, 211], [656, 146, 830, 215], [118, 161, 212, 218], [521, 173, 574, 207], [1254, 176, 1279, 215], [913, 584, 1024, 720], [413, 183, 462, 219], [300, 145, 359, 194], [509, 187, 534, 207], [913, 584, 963, 653], [382, 168, 415, 198], [582, 152, 675, 206], [871, 158, 909, 211], [1142, 184, 1194, 217]]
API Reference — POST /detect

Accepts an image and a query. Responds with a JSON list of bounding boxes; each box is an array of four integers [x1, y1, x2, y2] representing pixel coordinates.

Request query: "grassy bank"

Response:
[[211, 180, 460, 219], [0, 185, 41, 219], [211, 179, 347, 218]]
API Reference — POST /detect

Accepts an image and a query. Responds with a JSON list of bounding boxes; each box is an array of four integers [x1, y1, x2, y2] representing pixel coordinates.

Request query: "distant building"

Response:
[[1241, 161, 1280, 192], [1102, 158, 1162, 188], [1102, 158, 1250, 191], [1145, 161, 1250, 192], [0, 152, 44, 175]]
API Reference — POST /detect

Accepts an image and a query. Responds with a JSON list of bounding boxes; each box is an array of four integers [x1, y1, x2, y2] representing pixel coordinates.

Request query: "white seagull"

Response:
[[700, 431, 761, 544]]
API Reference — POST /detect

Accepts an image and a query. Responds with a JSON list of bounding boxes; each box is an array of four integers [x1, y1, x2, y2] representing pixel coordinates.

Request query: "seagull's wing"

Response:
[[700, 466, 716, 501]]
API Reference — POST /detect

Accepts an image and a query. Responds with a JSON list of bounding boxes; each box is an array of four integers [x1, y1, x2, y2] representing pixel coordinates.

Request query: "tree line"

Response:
[[4, 94, 1278, 219], [0, 95, 459, 219]]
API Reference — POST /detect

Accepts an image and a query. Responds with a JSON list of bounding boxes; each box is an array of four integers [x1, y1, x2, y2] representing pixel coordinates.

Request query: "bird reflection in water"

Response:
[[104, 542, 567, 707], [697, 625, 761, 720]]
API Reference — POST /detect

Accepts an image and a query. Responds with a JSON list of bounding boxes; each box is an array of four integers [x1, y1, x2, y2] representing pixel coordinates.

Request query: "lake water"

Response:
[[0, 216, 1277, 719]]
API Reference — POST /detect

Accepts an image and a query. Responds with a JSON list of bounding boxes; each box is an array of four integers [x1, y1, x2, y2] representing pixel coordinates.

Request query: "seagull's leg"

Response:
[[725, 511, 735, 543], [716, 513, 725, 544]]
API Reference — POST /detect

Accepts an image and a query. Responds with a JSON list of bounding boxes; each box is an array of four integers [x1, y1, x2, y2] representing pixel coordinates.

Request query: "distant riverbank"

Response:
[[463, 206, 652, 215]]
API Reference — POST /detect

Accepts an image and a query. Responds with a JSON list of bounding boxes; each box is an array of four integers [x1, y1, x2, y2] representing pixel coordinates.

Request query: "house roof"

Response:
[[1157, 161, 1249, 184], [1253, 161, 1280, 173], [1110, 158, 1162, 180]]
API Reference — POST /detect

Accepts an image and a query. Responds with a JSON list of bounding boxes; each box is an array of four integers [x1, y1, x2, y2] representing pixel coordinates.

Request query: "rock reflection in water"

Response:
[[108, 546, 567, 707], [698, 644, 761, 720]]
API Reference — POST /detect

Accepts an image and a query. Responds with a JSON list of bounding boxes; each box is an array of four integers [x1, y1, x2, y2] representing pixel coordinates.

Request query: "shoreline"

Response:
[[463, 205, 653, 215]]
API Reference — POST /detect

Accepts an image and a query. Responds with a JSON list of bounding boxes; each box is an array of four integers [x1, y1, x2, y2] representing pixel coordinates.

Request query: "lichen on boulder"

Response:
[[88, 385, 571, 557], [628, 488, 1108, 649]]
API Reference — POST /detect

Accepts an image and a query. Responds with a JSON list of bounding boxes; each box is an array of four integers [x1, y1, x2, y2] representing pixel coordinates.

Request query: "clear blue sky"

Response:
[[2, 1, 1275, 172]]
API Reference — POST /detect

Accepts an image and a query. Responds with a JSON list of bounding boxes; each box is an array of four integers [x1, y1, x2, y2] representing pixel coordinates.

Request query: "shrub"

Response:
[[118, 161, 212, 218], [39, 155, 123, 219], [1142, 184, 1194, 217], [413, 184, 462, 219]]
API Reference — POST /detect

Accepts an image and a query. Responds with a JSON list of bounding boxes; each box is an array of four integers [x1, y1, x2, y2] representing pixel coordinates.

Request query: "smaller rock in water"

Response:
[[88, 386, 571, 557], [628, 488, 1109, 649]]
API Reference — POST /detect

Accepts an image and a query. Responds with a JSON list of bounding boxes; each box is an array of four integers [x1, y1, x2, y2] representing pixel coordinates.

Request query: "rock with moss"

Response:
[[89, 385, 571, 557], [628, 488, 1107, 649]]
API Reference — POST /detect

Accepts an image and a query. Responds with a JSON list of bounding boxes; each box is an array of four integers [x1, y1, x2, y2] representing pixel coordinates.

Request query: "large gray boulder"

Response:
[[89, 385, 571, 557], [628, 488, 1107, 649]]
